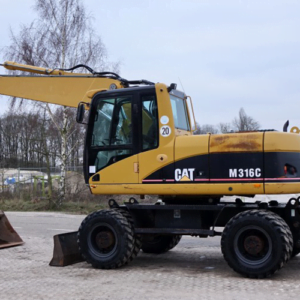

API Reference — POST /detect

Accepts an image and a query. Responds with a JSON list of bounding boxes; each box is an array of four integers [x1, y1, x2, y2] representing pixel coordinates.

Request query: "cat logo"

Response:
[[175, 168, 195, 182]]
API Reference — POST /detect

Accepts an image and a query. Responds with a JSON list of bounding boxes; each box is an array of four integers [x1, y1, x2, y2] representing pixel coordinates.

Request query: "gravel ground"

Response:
[[0, 210, 300, 300]]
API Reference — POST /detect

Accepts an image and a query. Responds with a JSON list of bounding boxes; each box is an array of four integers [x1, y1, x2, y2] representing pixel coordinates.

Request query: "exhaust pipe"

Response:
[[0, 210, 24, 249]]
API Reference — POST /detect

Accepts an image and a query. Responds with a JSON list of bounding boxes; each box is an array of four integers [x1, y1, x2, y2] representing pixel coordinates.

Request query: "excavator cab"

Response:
[[79, 84, 195, 193]]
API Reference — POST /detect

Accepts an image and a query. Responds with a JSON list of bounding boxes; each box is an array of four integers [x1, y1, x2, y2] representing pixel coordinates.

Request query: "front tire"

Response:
[[221, 210, 293, 278], [291, 230, 300, 257], [78, 209, 134, 269], [114, 208, 142, 262]]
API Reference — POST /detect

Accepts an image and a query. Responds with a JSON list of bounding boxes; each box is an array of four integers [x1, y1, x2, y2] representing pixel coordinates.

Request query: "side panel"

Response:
[[210, 132, 263, 153], [264, 131, 300, 194], [90, 131, 300, 196], [91, 155, 139, 184], [174, 135, 209, 182], [209, 132, 264, 194], [93, 133, 265, 196], [139, 133, 264, 196], [90, 183, 265, 195]]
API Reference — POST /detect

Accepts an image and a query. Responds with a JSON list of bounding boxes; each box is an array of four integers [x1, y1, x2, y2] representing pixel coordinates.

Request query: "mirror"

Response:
[[76, 103, 85, 123]]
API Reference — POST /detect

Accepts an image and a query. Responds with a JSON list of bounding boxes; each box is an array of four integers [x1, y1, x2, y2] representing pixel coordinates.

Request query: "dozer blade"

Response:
[[49, 231, 84, 267], [0, 210, 24, 249]]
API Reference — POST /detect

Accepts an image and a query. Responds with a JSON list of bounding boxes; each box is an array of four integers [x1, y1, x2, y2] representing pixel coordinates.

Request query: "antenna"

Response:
[[178, 77, 185, 93]]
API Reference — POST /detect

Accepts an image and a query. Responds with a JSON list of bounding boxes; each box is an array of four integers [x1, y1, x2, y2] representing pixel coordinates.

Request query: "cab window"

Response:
[[141, 95, 158, 151], [91, 95, 133, 171], [170, 94, 190, 131]]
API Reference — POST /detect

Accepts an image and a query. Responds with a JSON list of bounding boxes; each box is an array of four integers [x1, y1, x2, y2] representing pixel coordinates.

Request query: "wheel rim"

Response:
[[234, 225, 272, 266], [88, 223, 118, 258]]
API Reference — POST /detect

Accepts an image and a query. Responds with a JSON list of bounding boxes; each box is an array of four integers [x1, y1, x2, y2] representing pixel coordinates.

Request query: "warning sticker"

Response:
[[160, 126, 171, 137], [89, 166, 96, 173], [160, 116, 169, 125]]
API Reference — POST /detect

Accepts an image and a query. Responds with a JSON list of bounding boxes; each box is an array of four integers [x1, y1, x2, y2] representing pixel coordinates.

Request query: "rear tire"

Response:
[[78, 209, 134, 269], [221, 210, 293, 278], [141, 235, 182, 254]]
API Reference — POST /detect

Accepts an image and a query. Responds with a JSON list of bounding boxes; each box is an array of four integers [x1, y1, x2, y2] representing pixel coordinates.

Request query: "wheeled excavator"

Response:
[[1, 61, 300, 278]]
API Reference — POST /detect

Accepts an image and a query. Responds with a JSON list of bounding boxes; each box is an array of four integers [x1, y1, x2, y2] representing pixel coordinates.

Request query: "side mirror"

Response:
[[76, 103, 86, 123]]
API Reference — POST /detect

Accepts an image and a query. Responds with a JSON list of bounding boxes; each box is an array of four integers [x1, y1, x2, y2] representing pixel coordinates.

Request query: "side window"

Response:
[[92, 97, 132, 147], [92, 99, 114, 146], [142, 95, 158, 151], [170, 94, 190, 131], [114, 102, 132, 145], [90, 96, 133, 172]]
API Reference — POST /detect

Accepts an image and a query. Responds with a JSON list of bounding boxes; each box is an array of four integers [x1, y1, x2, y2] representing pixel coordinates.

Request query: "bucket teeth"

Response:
[[49, 231, 84, 266], [0, 210, 24, 249]]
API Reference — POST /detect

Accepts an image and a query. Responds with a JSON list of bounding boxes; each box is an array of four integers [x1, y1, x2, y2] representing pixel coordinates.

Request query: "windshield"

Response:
[[169, 91, 190, 131], [91, 96, 132, 147]]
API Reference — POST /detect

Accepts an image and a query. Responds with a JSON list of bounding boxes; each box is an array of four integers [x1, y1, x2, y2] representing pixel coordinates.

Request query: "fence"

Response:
[[0, 166, 88, 200]]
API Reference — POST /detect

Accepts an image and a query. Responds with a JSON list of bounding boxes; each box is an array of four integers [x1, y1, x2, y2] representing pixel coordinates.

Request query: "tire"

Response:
[[292, 248, 300, 257], [221, 210, 293, 278], [78, 209, 134, 269], [114, 208, 142, 262], [141, 235, 182, 254], [291, 231, 300, 257]]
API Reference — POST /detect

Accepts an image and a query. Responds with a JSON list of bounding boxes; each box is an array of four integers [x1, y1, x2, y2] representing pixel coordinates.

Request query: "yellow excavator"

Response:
[[1, 61, 300, 278]]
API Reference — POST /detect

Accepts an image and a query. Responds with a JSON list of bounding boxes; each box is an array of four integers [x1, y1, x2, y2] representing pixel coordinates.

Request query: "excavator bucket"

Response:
[[49, 231, 84, 267], [0, 210, 24, 249]]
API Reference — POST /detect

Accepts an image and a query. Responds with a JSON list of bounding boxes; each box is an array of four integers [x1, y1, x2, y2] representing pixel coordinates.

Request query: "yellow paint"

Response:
[[90, 155, 139, 184], [86, 89, 107, 98], [265, 182, 300, 194], [264, 131, 300, 152], [175, 134, 209, 160], [0, 76, 123, 108], [156, 154, 168, 162], [89, 182, 265, 195], [210, 132, 263, 153]]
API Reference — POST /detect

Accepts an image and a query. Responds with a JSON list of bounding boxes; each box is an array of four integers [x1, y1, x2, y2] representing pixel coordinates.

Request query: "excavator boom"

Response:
[[0, 61, 125, 107]]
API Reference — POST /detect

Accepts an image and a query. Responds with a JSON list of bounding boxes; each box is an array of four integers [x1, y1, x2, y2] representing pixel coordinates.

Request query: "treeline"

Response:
[[0, 106, 84, 169], [0, 106, 260, 169], [194, 108, 260, 135]]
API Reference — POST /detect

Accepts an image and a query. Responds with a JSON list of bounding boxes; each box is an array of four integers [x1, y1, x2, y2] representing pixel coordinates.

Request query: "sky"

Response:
[[0, 0, 300, 131]]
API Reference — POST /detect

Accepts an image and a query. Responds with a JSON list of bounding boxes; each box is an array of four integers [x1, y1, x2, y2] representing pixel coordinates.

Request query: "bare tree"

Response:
[[4, 0, 118, 205], [232, 108, 260, 132], [194, 122, 218, 135], [218, 122, 233, 133]]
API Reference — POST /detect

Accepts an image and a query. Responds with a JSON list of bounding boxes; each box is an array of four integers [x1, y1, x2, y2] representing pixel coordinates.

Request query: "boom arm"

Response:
[[0, 61, 125, 108]]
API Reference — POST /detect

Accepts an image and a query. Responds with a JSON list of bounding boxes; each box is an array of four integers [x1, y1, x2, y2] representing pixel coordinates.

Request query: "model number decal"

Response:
[[229, 168, 261, 178]]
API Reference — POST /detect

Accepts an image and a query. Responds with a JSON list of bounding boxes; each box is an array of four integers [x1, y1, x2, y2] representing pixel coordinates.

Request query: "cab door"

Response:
[[138, 86, 175, 184], [86, 92, 139, 184]]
